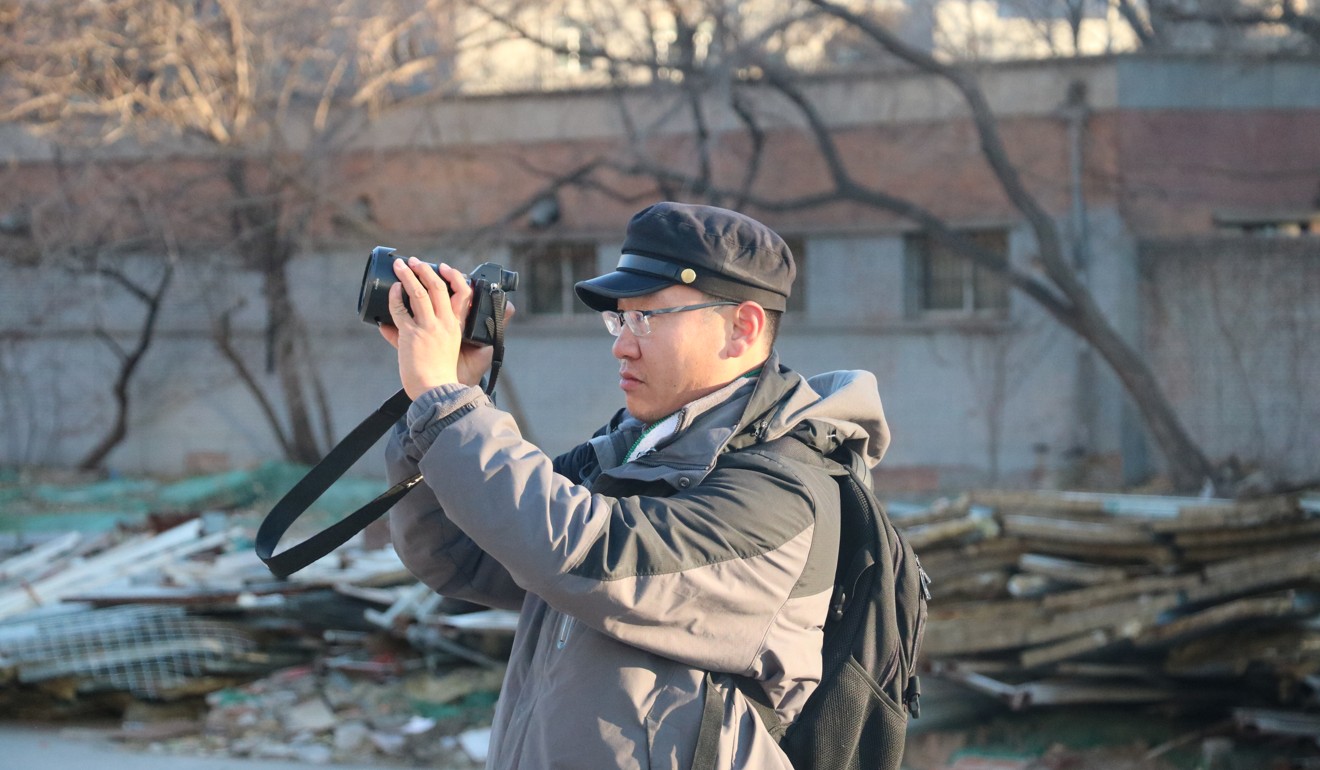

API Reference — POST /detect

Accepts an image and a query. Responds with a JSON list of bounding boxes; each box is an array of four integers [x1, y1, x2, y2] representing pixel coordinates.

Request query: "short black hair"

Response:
[[763, 309, 782, 350]]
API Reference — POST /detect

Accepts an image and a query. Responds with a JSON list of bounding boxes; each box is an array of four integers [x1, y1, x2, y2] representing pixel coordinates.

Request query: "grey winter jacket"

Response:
[[387, 353, 890, 769]]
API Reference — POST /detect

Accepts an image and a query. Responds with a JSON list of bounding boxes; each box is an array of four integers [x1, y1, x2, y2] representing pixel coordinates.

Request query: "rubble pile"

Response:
[[3, 463, 1320, 760], [903, 488, 1320, 724], [0, 515, 516, 764], [0, 464, 518, 764], [189, 662, 501, 766]]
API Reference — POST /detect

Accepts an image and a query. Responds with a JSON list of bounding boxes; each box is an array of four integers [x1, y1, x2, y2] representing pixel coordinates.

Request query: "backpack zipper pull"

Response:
[[830, 585, 847, 621]]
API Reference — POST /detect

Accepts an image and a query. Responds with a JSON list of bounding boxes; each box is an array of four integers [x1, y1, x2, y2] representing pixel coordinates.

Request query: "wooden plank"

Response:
[[1019, 629, 1120, 669], [931, 569, 1011, 600], [1041, 573, 1201, 611], [891, 494, 972, 529], [929, 596, 1044, 623], [970, 490, 1237, 520], [0, 520, 231, 620], [924, 592, 1180, 657], [1184, 545, 1320, 604], [0, 532, 83, 583], [1179, 540, 1320, 565], [902, 516, 988, 551], [924, 614, 1046, 657], [1154, 495, 1302, 533], [1054, 662, 1165, 679], [1164, 627, 1320, 678], [1234, 708, 1320, 740], [1006, 573, 1068, 598], [918, 538, 1025, 578], [1019, 539, 1179, 567], [1026, 593, 1180, 647], [931, 666, 1182, 710], [1000, 514, 1154, 546], [1134, 592, 1314, 647], [1017, 553, 1135, 586], [1173, 518, 1320, 548]]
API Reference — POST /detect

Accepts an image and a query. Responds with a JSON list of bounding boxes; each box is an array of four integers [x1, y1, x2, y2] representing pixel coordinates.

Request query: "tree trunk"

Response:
[[264, 256, 322, 464], [79, 263, 174, 471], [225, 158, 324, 465]]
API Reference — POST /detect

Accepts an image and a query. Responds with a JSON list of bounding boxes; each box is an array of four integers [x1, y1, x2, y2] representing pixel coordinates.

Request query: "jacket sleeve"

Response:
[[405, 388, 838, 677], [386, 385, 527, 610]]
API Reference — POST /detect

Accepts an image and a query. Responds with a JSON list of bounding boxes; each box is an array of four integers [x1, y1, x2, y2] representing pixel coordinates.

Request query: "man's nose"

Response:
[[611, 326, 640, 359]]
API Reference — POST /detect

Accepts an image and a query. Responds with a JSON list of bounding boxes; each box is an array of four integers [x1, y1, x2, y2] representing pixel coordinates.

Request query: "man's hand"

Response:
[[379, 257, 496, 400]]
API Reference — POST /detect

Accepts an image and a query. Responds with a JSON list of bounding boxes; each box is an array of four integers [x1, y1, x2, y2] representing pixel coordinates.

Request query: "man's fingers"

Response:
[[393, 258, 437, 324], [386, 279, 412, 328], [412, 258, 457, 318], [437, 262, 471, 301]]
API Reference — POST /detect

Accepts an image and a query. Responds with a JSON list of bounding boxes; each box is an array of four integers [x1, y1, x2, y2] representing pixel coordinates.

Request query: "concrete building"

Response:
[[1, 54, 1317, 493]]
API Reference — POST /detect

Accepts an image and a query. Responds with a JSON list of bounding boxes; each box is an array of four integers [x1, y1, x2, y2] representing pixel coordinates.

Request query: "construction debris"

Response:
[[3, 467, 1320, 761], [0, 466, 517, 765], [909, 488, 1320, 724]]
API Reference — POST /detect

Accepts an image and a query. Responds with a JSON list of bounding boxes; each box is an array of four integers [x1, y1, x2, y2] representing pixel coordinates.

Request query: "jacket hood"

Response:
[[594, 351, 890, 489], [736, 352, 890, 468]]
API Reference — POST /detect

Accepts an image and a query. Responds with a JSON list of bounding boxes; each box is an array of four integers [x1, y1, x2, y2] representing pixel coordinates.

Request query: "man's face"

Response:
[[611, 284, 737, 423]]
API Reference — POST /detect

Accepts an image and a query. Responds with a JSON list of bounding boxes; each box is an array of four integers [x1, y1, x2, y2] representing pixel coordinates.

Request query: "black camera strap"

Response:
[[255, 286, 508, 578]]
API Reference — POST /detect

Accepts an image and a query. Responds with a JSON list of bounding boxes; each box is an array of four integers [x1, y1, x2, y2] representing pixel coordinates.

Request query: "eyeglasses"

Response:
[[601, 301, 739, 337]]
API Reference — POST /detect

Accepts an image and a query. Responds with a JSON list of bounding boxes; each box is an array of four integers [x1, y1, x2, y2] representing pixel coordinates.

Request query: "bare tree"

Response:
[[0, 0, 467, 463], [468, 0, 1228, 489], [11, 157, 187, 471], [79, 257, 175, 470]]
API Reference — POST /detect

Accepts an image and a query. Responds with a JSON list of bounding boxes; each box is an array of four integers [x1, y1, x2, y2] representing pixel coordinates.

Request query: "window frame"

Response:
[[515, 239, 599, 318], [905, 228, 1011, 319]]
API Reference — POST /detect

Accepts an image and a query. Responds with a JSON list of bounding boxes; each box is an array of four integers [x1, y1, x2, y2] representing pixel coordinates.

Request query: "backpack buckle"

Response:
[[905, 675, 922, 719]]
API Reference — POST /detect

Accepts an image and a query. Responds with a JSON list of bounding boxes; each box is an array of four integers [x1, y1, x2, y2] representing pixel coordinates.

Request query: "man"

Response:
[[382, 201, 890, 769]]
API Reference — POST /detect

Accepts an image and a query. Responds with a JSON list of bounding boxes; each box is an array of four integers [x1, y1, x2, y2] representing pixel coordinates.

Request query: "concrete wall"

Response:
[[3, 57, 1318, 491], [0, 220, 1099, 493], [1139, 237, 1320, 484]]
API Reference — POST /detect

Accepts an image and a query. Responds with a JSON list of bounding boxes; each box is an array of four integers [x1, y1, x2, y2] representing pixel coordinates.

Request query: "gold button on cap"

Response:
[[680, 268, 697, 284]]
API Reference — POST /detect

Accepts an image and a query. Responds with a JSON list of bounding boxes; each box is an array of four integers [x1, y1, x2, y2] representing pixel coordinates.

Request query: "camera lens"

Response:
[[358, 247, 399, 325]]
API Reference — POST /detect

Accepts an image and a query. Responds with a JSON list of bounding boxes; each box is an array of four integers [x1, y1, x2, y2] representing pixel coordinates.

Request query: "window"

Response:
[[996, 0, 1108, 20], [1214, 209, 1318, 237], [520, 240, 597, 316], [906, 229, 1010, 316], [554, 21, 599, 74]]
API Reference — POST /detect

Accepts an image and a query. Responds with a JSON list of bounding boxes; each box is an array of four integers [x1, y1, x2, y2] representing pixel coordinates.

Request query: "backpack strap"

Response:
[[691, 435, 840, 770], [692, 672, 786, 770]]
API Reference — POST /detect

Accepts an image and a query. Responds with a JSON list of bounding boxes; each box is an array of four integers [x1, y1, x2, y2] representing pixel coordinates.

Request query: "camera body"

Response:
[[357, 246, 519, 347]]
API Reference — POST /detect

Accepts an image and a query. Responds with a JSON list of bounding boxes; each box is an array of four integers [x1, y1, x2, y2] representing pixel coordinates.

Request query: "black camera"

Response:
[[357, 246, 519, 347]]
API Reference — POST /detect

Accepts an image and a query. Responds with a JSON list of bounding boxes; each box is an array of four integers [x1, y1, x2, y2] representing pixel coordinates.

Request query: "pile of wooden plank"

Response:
[[902, 489, 1320, 712]]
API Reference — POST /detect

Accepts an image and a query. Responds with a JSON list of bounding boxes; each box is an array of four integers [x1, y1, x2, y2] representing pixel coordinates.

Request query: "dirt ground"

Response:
[[6, 677, 1317, 770], [902, 680, 1316, 770]]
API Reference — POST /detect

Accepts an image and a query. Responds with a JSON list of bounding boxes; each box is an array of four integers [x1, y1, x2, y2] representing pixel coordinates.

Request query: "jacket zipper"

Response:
[[555, 613, 575, 650]]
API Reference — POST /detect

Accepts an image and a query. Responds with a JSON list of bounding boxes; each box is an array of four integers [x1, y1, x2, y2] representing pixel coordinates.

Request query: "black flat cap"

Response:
[[575, 202, 796, 312]]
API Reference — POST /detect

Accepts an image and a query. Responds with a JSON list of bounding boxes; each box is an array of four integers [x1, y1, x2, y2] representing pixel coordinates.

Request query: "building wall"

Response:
[[2, 57, 1318, 491], [1139, 237, 1320, 484], [0, 219, 1095, 491]]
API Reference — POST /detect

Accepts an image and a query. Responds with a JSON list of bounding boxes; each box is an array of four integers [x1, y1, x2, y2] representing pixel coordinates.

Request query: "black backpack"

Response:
[[694, 438, 930, 770]]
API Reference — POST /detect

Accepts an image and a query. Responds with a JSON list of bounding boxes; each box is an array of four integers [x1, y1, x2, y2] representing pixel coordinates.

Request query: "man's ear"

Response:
[[724, 302, 767, 358]]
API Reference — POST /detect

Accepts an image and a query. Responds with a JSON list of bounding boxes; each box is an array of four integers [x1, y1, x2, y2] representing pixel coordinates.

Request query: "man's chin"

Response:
[[625, 398, 661, 424]]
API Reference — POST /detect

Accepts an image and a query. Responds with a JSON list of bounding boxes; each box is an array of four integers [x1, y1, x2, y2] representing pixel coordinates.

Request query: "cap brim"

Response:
[[574, 270, 674, 312]]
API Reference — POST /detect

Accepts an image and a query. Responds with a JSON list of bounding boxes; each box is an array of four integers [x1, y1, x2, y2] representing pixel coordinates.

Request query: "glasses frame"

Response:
[[601, 300, 739, 337]]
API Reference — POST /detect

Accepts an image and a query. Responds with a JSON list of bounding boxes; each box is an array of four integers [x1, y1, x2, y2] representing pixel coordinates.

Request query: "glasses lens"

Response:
[[622, 310, 650, 336], [601, 312, 622, 336]]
